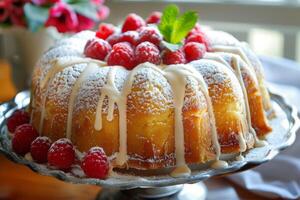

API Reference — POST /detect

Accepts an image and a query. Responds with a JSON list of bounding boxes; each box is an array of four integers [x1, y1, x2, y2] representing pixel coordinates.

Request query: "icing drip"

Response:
[[212, 45, 252, 68], [209, 47, 267, 149], [66, 63, 99, 139], [38, 57, 105, 133], [236, 154, 244, 161], [164, 66, 188, 173], [93, 62, 222, 173], [211, 160, 228, 169], [164, 64, 222, 175], [203, 54, 247, 152]]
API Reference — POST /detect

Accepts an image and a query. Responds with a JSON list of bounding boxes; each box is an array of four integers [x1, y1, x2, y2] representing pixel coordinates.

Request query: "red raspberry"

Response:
[[12, 124, 39, 156], [106, 34, 121, 46], [118, 31, 139, 46], [162, 49, 186, 65], [96, 23, 115, 40], [135, 42, 161, 65], [107, 42, 136, 69], [146, 11, 162, 24], [138, 27, 162, 47], [185, 32, 211, 51], [187, 23, 202, 38], [122, 13, 145, 33], [184, 42, 206, 62], [48, 138, 75, 170], [84, 38, 111, 61], [30, 136, 52, 163], [81, 147, 109, 179], [7, 110, 30, 133]]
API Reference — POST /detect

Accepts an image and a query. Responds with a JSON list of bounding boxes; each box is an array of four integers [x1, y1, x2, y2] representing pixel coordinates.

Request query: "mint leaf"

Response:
[[158, 4, 179, 42], [161, 41, 182, 52], [171, 11, 198, 44], [158, 4, 198, 44], [24, 3, 49, 32], [70, 3, 99, 21]]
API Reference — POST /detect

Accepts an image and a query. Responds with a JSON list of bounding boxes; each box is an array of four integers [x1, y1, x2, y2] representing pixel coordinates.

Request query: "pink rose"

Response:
[[31, 0, 60, 6], [0, 0, 10, 23], [97, 5, 109, 20], [76, 14, 95, 32], [45, 2, 78, 33]]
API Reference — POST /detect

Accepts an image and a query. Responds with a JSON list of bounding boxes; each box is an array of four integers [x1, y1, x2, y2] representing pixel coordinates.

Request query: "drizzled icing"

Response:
[[66, 63, 100, 139], [34, 31, 270, 177], [92, 62, 221, 174], [211, 46, 268, 147]]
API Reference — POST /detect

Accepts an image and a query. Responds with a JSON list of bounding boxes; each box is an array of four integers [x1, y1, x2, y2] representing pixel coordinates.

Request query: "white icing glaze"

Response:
[[92, 62, 221, 174], [211, 160, 229, 169], [209, 47, 266, 150], [38, 57, 105, 133], [236, 154, 244, 161], [66, 63, 100, 139], [32, 30, 273, 177]]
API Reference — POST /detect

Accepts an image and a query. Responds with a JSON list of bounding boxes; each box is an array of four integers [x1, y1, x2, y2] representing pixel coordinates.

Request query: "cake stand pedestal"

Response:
[[96, 183, 206, 199], [0, 91, 299, 200]]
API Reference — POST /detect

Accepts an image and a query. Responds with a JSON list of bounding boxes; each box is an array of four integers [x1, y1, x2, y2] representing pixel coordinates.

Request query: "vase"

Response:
[[0, 27, 62, 91]]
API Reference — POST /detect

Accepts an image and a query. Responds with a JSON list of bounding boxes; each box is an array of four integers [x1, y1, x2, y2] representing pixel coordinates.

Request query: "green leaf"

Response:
[[158, 4, 198, 44], [171, 11, 198, 44], [70, 3, 99, 21], [158, 4, 179, 42], [24, 3, 49, 32], [161, 41, 182, 52]]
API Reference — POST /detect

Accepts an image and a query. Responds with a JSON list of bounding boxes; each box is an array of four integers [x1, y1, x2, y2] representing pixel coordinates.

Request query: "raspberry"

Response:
[[81, 147, 109, 179], [138, 27, 162, 47], [187, 23, 202, 38], [184, 42, 206, 62], [96, 23, 115, 40], [122, 13, 145, 33], [12, 124, 39, 156], [119, 31, 139, 46], [30, 136, 52, 163], [107, 42, 136, 69], [185, 32, 211, 51], [162, 49, 186, 65], [84, 38, 111, 61], [106, 34, 121, 46], [7, 109, 30, 133], [48, 138, 75, 170], [146, 11, 162, 24], [135, 42, 161, 65]]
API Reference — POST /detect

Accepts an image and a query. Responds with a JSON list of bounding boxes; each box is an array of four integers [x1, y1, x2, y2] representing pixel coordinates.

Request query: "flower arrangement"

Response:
[[0, 0, 109, 33]]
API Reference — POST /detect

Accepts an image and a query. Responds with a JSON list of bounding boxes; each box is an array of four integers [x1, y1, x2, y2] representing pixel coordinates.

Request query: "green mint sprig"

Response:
[[158, 4, 198, 45]]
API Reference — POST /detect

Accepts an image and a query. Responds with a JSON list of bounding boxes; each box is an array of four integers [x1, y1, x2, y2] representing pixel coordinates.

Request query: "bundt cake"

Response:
[[25, 6, 274, 178]]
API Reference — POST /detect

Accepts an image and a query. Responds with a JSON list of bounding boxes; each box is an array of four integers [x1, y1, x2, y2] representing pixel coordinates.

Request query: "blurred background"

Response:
[[1, 0, 300, 100], [106, 0, 300, 62]]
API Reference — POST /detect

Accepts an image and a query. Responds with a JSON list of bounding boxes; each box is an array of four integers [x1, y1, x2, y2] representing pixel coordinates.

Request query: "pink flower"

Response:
[[45, 2, 78, 33], [76, 14, 95, 32], [91, 0, 105, 5], [0, 0, 10, 23], [7, 0, 28, 27], [31, 0, 60, 6], [97, 5, 109, 20]]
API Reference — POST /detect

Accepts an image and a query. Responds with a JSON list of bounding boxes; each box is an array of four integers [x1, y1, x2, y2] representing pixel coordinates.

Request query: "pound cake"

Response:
[[7, 5, 273, 179]]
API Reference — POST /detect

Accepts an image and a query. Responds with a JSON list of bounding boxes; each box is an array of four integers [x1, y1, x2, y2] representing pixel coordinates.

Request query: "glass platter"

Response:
[[0, 91, 299, 199]]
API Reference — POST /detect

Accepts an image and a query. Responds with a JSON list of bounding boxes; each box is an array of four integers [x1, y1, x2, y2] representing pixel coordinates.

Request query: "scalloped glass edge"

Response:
[[0, 90, 299, 189]]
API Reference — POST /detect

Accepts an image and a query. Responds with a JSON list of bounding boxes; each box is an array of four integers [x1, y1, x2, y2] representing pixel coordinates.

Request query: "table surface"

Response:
[[0, 60, 267, 200]]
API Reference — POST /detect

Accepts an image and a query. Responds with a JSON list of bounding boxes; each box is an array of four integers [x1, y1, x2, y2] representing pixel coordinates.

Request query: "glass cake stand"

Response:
[[0, 91, 299, 200]]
